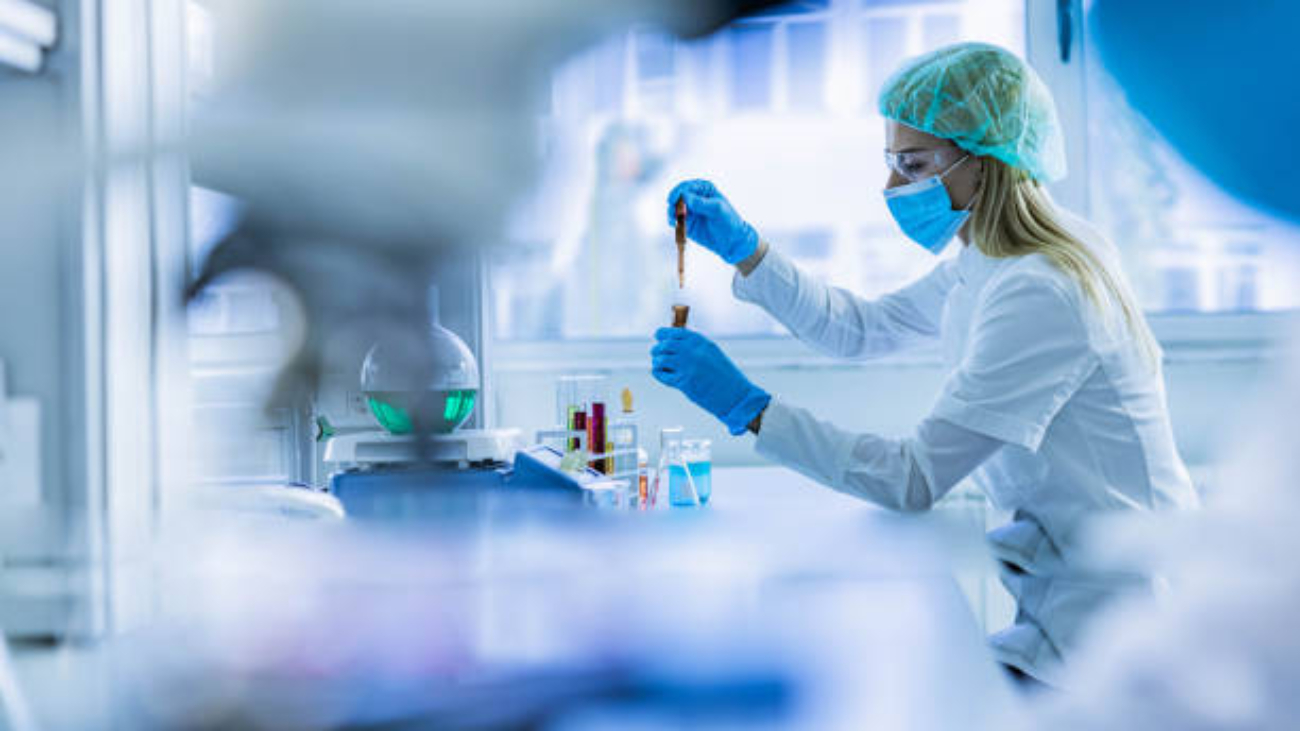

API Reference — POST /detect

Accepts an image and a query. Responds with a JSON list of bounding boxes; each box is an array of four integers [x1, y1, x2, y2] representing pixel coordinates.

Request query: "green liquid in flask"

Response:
[[366, 389, 477, 435]]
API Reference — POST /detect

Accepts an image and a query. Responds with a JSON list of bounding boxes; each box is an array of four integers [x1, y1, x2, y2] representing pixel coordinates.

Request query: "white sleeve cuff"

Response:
[[732, 246, 796, 306]]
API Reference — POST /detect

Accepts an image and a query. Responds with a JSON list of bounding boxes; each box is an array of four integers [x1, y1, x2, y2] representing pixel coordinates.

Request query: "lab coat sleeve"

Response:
[[754, 399, 1003, 512], [932, 271, 1100, 451], [732, 246, 956, 359]]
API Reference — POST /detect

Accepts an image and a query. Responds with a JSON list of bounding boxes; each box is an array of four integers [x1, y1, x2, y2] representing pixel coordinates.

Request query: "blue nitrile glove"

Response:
[[666, 179, 760, 265], [651, 327, 771, 436]]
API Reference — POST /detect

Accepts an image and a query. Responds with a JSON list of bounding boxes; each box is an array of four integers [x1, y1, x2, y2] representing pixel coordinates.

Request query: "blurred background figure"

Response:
[[570, 121, 671, 335]]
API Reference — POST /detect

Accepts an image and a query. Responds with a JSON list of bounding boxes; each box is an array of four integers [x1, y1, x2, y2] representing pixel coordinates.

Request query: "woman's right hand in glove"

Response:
[[666, 179, 759, 265]]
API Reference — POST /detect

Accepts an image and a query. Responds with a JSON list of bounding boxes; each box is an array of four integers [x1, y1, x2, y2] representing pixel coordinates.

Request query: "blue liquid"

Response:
[[668, 461, 712, 506]]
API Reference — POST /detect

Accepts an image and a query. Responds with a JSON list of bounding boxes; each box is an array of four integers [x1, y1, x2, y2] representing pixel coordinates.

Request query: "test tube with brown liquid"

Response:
[[672, 197, 689, 327], [675, 196, 687, 287]]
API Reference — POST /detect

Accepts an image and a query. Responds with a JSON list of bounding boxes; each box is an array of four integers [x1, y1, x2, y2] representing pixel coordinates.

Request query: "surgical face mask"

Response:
[[882, 154, 972, 254]]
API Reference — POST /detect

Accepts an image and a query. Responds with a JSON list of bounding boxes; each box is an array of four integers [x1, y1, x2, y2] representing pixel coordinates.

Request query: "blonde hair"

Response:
[[969, 157, 1162, 369]]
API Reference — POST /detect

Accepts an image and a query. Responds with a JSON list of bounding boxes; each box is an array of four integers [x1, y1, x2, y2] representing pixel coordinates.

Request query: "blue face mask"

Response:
[[883, 155, 972, 255]]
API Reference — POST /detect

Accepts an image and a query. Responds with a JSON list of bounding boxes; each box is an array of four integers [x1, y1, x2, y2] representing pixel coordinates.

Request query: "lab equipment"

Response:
[[555, 374, 609, 468], [579, 478, 623, 509], [326, 438, 628, 520], [675, 196, 687, 287], [323, 429, 523, 470], [667, 438, 712, 507], [877, 42, 1066, 182], [590, 401, 609, 474], [365, 388, 477, 435], [321, 298, 525, 513], [521, 420, 643, 510], [651, 328, 770, 436], [671, 196, 692, 327], [512, 444, 625, 500], [665, 180, 759, 264], [609, 388, 645, 507], [637, 448, 649, 508], [650, 427, 684, 508], [360, 302, 479, 435], [671, 304, 690, 328], [882, 154, 975, 254]]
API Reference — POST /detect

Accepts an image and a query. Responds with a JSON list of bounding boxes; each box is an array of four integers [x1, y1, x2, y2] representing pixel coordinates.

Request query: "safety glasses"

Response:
[[883, 146, 967, 183]]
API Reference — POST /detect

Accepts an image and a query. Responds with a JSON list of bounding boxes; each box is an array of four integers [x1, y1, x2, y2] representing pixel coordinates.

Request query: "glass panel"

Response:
[[863, 16, 907, 109], [787, 21, 828, 110]]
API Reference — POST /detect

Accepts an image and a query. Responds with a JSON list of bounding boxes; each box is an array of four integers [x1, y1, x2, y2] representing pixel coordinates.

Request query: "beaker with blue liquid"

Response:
[[666, 438, 711, 506]]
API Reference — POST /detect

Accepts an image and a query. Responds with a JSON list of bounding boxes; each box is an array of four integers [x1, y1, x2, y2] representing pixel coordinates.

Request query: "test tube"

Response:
[[571, 409, 587, 455], [556, 375, 607, 455], [589, 401, 608, 474]]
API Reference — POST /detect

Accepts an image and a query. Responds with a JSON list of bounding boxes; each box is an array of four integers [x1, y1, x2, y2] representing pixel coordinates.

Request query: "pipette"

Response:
[[675, 196, 686, 287], [671, 197, 690, 327]]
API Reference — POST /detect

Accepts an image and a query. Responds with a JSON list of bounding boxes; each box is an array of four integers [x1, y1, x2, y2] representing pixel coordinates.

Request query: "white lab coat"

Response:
[[732, 216, 1199, 686]]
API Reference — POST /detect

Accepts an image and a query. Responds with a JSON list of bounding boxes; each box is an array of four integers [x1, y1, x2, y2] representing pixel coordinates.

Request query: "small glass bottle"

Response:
[[608, 387, 641, 504]]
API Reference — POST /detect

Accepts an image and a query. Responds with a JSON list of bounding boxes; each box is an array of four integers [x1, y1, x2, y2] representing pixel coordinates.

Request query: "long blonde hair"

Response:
[[970, 157, 1162, 369]]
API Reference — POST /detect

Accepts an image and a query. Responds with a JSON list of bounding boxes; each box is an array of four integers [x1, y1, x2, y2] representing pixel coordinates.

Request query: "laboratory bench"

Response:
[[7, 465, 1020, 730]]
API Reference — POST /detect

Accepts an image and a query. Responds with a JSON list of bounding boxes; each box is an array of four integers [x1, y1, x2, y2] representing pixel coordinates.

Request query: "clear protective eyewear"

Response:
[[884, 146, 969, 183]]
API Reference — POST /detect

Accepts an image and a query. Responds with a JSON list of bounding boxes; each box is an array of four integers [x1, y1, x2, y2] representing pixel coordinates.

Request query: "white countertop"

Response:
[[7, 465, 1020, 730]]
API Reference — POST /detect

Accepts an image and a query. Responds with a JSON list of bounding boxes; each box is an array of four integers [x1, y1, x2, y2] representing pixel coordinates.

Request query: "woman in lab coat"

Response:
[[650, 42, 1199, 689]]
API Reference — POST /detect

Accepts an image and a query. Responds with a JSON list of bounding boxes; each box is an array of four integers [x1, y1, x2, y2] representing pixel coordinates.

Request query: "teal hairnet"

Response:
[[878, 42, 1067, 182]]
